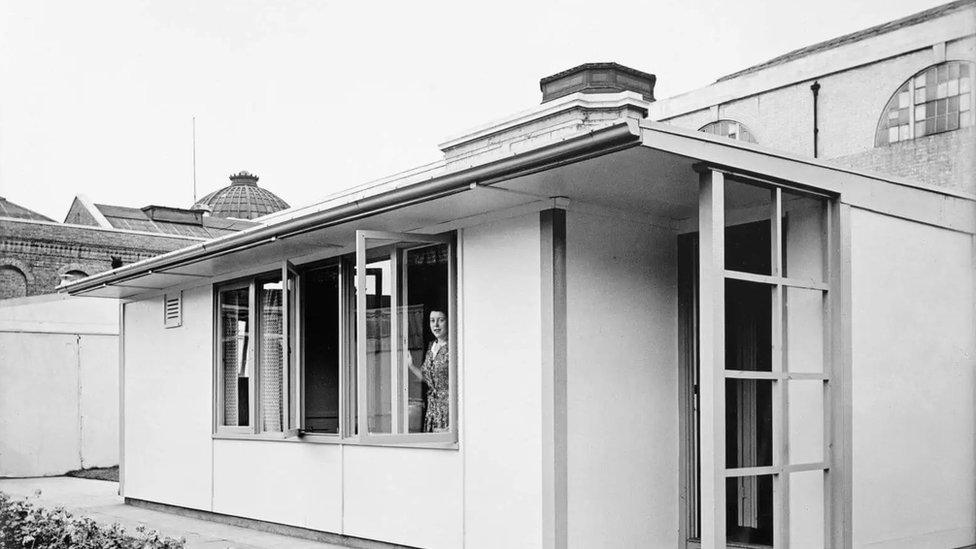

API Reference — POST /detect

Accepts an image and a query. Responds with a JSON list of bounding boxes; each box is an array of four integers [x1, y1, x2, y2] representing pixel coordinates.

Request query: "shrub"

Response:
[[0, 491, 184, 549]]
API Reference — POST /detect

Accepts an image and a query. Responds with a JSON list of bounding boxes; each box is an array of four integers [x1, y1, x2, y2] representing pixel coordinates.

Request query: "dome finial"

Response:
[[229, 171, 259, 186]]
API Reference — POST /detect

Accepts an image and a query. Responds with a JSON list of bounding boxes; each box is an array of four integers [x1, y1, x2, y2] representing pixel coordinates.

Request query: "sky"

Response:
[[0, 0, 951, 221]]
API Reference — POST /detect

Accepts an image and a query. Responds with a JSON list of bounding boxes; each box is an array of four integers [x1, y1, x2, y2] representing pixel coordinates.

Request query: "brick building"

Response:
[[0, 172, 288, 299], [647, 0, 975, 195]]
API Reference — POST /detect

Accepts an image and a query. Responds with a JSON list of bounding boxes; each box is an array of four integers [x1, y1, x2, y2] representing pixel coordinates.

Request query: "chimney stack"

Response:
[[539, 62, 656, 103]]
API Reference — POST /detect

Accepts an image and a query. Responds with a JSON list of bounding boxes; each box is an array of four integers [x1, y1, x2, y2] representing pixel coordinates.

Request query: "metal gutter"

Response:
[[62, 120, 642, 296]]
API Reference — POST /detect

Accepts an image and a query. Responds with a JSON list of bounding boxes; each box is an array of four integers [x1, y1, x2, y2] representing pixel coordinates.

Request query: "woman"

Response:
[[421, 308, 449, 433]]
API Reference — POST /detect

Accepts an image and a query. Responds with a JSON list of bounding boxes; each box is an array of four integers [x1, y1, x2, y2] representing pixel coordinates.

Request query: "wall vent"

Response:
[[164, 292, 182, 328]]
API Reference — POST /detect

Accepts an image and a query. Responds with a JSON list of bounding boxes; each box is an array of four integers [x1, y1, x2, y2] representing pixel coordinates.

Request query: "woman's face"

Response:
[[429, 311, 447, 341]]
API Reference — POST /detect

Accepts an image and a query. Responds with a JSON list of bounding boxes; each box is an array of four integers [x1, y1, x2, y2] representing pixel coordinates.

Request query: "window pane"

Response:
[[788, 380, 824, 464], [726, 379, 773, 468], [785, 287, 825, 374], [399, 243, 450, 433], [725, 280, 772, 372], [363, 257, 393, 434], [782, 191, 826, 283], [724, 180, 772, 275], [259, 277, 285, 432], [220, 287, 250, 427], [790, 470, 825, 549], [304, 266, 340, 434], [726, 475, 773, 545]]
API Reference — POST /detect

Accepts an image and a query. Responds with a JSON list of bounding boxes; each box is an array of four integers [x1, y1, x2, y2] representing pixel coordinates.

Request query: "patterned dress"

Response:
[[421, 341, 450, 432]]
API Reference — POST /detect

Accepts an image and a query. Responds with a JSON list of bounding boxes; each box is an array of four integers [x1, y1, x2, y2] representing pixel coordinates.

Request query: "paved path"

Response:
[[0, 477, 345, 549]]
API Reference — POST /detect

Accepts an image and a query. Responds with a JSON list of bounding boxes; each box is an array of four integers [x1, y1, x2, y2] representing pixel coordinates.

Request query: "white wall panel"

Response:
[[78, 334, 118, 468], [0, 332, 80, 476], [461, 214, 545, 548], [123, 285, 213, 510], [213, 439, 341, 533], [342, 445, 461, 548], [565, 211, 679, 547], [850, 209, 975, 548]]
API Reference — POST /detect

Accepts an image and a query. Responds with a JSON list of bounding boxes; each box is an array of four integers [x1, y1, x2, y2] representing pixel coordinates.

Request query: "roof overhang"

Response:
[[62, 119, 975, 299]]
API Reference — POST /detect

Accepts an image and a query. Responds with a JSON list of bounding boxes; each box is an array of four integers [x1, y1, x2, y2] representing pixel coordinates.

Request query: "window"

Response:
[[215, 263, 298, 436], [699, 120, 758, 144], [214, 231, 457, 445], [682, 174, 831, 547], [355, 231, 456, 443], [876, 60, 975, 146]]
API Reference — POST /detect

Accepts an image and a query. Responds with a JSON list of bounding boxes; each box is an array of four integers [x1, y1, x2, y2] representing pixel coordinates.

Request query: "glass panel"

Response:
[[724, 180, 772, 275], [258, 277, 284, 432], [915, 121, 926, 137], [785, 287, 825, 374], [363, 257, 393, 434], [725, 280, 772, 372], [789, 470, 825, 549], [897, 90, 909, 108], [782, 191, 826, 283], [788, 380, 824, 464], [304, 266, 340, 434], [399, 243, 450, 433], [888, 126, 898, 143], [726, 379, 773, 468], [726, 475, 773, 546], [914, 87, 926, 104], [220, 287, 250, 427], [287, 273, 298, 431]]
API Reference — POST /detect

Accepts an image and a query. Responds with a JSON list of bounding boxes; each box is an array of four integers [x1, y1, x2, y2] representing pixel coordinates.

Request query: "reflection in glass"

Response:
[[785, 287, 825, 374], [399, 243, 450, 433], [220, 287, 250, 426], [725, 280, 772, 372], [724, 180, 772, 275], [789, 470, 825, 548], [726, 475, 773, 546], [783, 191, 826, 282], [725, 379, 773, 469], [258, 277, 284, 432], [789, 380, 824, 464], [363, 258, 392, 434]]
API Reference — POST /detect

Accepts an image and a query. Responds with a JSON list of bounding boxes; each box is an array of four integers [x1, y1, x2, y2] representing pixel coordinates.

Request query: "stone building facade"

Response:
[[647, 0, 976, 194], [0, 214, 205, 299]]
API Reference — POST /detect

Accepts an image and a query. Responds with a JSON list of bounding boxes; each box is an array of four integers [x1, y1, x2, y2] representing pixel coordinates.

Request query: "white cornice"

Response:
[[438, 91, 650, 151]]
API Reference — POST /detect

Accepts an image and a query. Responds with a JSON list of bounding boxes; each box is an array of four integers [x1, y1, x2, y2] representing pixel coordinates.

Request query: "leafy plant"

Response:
[[0, 491, 184, 549]]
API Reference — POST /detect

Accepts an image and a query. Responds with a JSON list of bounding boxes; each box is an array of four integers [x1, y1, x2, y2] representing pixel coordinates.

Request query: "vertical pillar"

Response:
[[698, 169, 727, 549], [541, 207, 568, 549]]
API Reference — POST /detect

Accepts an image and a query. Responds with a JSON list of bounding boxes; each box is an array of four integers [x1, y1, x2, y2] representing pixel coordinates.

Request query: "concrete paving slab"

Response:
[[0, 477, 346, 549]]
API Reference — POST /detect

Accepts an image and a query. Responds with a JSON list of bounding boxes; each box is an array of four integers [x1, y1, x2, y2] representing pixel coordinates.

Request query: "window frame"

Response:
[[354, 230, 458, 445], [213, 262, 301, 439], [687, 170, 835, 548], [212, 231, 459, 448]]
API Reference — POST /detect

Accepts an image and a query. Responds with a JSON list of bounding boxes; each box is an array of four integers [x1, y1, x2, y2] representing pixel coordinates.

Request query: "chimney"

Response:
[[539, 62, 656, 103], [229, 171, 259, 186], [438, 62, 653, 168]]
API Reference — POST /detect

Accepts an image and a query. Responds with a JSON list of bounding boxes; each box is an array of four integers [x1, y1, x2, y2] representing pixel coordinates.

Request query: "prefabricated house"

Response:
[[65, 65, 975, 549]]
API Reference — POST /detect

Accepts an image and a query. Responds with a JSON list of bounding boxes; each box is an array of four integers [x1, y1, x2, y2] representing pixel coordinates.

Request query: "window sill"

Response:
[[211, 432, 459, 450]]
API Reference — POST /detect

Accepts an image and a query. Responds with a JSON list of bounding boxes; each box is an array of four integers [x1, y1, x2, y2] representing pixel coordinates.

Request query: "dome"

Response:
[[192, 171, 289, 220]]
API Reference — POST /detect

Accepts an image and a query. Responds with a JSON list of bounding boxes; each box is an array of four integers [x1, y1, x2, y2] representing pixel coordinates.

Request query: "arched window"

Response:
[[876, 60, 975, 146], [0, 266, 28, 299], [699, 120, 758, 143]]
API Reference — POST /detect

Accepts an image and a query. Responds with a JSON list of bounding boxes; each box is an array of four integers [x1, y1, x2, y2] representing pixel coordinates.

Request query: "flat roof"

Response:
[[62, 120, 974, 299]]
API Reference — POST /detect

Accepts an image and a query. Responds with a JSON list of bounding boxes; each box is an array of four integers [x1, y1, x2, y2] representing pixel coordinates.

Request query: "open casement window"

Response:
[[687, 171, 832, 548], [355, 230, 456, 444], [215, 261, 301, 438]]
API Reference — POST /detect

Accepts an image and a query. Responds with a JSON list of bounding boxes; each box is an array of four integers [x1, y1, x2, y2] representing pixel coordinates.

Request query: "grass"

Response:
[[65, 465, 119, 482]]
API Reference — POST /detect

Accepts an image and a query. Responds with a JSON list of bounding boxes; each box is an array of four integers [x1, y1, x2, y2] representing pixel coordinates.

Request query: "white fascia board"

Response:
[[647, 8, 976, 121], [638, 120, 976, 233]]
